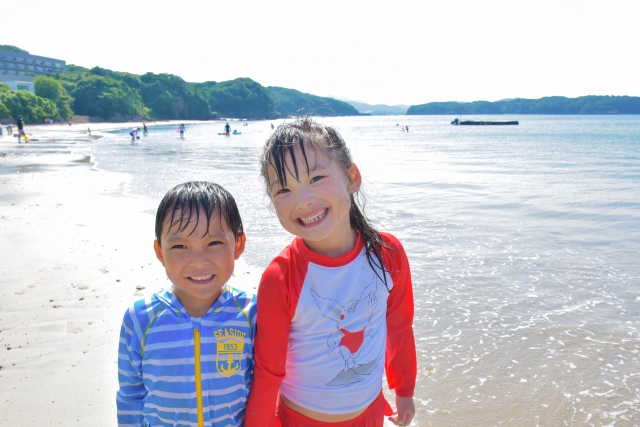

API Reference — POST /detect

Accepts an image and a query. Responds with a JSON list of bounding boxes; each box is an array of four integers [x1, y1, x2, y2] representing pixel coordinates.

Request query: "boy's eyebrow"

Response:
[[164, 230, 229, 242]]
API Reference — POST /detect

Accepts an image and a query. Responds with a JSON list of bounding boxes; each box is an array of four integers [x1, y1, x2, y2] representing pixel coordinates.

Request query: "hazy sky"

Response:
[[5, 0, 639, 106]]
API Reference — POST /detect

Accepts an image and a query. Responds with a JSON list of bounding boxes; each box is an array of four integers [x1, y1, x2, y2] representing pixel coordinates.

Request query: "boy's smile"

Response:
[[268, 146, 362, 258], [154, 209, 245, 317]]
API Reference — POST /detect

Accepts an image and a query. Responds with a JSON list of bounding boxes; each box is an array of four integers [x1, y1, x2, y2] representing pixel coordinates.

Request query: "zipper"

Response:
[[194, 328, 204, 427]]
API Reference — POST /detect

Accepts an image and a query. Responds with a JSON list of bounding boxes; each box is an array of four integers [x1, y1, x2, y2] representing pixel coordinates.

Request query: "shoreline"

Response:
[[0, 123, 261, 425]]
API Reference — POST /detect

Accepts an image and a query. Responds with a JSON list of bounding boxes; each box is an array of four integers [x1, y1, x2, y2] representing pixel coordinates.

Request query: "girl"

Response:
[[246, 118, 416, 427]]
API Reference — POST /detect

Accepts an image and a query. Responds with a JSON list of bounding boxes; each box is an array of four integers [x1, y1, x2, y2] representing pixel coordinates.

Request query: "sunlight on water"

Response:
[[24, 116, 640, 425]]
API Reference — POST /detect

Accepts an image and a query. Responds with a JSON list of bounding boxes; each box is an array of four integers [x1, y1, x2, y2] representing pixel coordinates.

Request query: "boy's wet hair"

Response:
[[155, 181, 244, 246], [260, 117, 390, 290]]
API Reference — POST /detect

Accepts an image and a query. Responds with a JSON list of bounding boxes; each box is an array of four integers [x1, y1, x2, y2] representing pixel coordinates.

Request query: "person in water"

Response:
[[143, 123, 148, 136], [129, 128, 140, 143], [179, 123, 186, 138], [224, 122, 231, 135], [245, 117, 417, 427]]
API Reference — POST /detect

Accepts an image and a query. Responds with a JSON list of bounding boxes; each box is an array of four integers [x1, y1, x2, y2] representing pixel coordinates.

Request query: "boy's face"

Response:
[[154, 209, 245, 315]]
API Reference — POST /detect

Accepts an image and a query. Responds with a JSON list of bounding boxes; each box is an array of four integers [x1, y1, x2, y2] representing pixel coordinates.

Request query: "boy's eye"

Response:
[[275, 188, 289, 196], [171, 244, 186, 249]]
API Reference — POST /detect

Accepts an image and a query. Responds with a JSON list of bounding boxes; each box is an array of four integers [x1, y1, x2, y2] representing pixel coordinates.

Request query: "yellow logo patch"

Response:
[[214, 328, 246, 377]]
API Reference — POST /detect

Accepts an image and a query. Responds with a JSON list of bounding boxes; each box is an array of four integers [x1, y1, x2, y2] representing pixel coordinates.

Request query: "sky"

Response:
[[4, 0, 640, 106]]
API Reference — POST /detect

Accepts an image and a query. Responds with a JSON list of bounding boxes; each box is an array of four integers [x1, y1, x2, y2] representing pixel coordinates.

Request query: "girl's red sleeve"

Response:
[[245, 249, 307, 427], [381, 233, 417, 397]]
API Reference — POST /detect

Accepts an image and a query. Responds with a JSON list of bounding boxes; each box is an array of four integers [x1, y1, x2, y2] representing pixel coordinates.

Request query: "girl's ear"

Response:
[[234, 233, 247, 260], [347, 163, 362, 194], [154, 240, 165, 266]]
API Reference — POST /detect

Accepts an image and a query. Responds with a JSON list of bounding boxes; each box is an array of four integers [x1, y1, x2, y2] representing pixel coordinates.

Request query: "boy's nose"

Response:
[[188, 252, 210, 267]]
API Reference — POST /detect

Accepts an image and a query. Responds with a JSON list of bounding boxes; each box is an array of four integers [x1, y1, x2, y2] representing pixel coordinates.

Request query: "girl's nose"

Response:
[[295, 188, 315, 209]]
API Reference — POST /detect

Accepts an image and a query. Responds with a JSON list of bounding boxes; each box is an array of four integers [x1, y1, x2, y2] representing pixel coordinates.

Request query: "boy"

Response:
[[116, 181, 256, 427]]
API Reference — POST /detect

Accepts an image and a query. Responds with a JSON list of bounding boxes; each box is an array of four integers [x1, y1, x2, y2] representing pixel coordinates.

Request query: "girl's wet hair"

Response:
[[260, 117, 389, 290], [155, 181, 244, 246]]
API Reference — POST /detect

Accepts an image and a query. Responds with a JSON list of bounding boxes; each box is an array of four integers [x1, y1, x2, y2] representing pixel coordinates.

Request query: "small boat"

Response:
[[451, 118, 519, 126]]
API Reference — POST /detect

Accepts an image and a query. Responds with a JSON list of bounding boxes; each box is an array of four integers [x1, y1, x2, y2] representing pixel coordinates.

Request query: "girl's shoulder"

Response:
[[378, 231, 406, 252]]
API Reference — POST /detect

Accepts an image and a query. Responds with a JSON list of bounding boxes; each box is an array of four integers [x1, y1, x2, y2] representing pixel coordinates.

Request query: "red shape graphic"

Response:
[[338, 328, 365, 353]]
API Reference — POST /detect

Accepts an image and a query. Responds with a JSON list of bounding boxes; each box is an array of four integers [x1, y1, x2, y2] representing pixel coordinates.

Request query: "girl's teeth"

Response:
[[301, 209, 326, 225], [191, 275, 212, 281]]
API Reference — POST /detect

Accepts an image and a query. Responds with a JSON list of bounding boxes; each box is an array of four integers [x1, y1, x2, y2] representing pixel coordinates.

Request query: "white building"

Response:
[[0, 49, 66, 77], [0, 75, 35, 93]]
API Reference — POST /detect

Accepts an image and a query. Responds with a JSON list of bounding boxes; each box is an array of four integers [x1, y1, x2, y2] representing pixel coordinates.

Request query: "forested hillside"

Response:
[[407, 96, 640, 115], [0, 47, 362, 122]]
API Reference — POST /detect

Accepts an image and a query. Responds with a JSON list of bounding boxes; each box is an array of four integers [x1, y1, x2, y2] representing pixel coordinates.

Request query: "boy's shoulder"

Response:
[[122, 289, 180, 327], [220, 285, 257, 315]]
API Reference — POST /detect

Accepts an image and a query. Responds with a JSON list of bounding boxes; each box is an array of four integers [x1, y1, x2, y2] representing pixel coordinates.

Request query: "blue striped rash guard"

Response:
[[117, 286, 257, 427]]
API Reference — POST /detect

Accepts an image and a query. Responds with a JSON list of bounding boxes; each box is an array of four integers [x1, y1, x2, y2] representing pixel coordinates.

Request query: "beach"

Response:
[[0, 124, 261, 425], [2, 116, 639, 426]]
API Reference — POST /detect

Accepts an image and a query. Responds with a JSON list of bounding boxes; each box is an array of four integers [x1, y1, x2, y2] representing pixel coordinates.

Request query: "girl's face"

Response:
[[267, 144, 362, 257]]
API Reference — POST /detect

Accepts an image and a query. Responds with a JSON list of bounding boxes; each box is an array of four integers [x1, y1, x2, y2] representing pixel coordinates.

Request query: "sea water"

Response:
[[6, 116, 640, 425]]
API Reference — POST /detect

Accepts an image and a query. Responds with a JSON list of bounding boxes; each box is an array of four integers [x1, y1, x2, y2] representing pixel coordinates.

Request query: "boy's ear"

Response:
[[154, 240, 165, 266], [234, 233, 246, 260], [347, 163, 362, 194]]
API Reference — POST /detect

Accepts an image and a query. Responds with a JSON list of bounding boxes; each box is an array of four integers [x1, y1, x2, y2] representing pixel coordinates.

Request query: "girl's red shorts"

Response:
[[277, 392, 386, 427]]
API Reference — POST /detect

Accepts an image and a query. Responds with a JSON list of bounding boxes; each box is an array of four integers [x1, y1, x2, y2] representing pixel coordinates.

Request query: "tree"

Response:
[[71, 75, 148, 119], [0, 83, 59, 122], [34, 76, 74, 119], [205, 78, 275, 118]]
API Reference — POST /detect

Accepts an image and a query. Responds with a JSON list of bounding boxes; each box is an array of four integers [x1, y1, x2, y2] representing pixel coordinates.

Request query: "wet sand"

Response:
[[0, 124, 261, 425]]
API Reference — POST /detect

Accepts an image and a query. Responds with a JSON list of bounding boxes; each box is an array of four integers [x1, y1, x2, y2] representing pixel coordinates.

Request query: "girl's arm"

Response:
[[245, 254, 305, 427], [381, 233, 417, 416]]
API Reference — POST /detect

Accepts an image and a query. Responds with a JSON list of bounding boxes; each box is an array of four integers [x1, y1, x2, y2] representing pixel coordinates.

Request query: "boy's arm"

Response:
[[381, 234, 417, 419], [245, 258, 302, 427], [116, 309, 147, 426]]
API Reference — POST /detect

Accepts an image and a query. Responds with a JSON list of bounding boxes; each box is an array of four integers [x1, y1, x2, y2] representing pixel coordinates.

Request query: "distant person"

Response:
[[17, 115, 27, 143], [6, 124, 13, 136], [116, 181, 255, 427], [87, 127, 91, 136], [68, 121, 72, 127], [271, 123, 274, 130], [143, 123, 148, 136], [178, 123, 186, 138], [224, 122, 231, 135], [406, 126, 409, 132], [129, 127, 140, 143], [0, 126, 3, 139]]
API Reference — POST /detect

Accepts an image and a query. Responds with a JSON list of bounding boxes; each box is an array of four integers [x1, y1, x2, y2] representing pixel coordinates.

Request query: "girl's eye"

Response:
[[311, 176, 325, 183], [208, 241, 222, 246]]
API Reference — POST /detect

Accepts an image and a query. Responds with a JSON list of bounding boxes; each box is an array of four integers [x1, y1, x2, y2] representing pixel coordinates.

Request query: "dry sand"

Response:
[[0, 124, 261, 426]]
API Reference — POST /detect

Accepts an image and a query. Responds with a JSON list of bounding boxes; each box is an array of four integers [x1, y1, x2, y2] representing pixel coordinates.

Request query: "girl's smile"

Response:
[[297, 207, 327, 226]]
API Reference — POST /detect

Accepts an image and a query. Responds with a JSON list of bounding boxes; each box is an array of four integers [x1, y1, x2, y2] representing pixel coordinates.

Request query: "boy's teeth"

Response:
[[300, 209, 326, 225], [190, 275, 212, 281]]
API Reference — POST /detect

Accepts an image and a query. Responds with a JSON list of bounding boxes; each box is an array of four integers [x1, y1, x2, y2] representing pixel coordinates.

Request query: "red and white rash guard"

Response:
[[246, 232, 416, 426]]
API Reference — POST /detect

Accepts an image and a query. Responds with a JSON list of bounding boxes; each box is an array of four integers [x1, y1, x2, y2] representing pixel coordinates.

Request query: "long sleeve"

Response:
[[381, 233, 417, 397], [116, 310, 146, 426], [245, 252, 307, 427]]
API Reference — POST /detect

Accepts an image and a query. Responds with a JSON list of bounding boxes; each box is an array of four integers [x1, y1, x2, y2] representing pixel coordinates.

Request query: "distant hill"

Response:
[[408, 96, 640, 115], [342, 100, 409, 115], [0, 45, 29, 54], [268, 87, 360, 117]]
